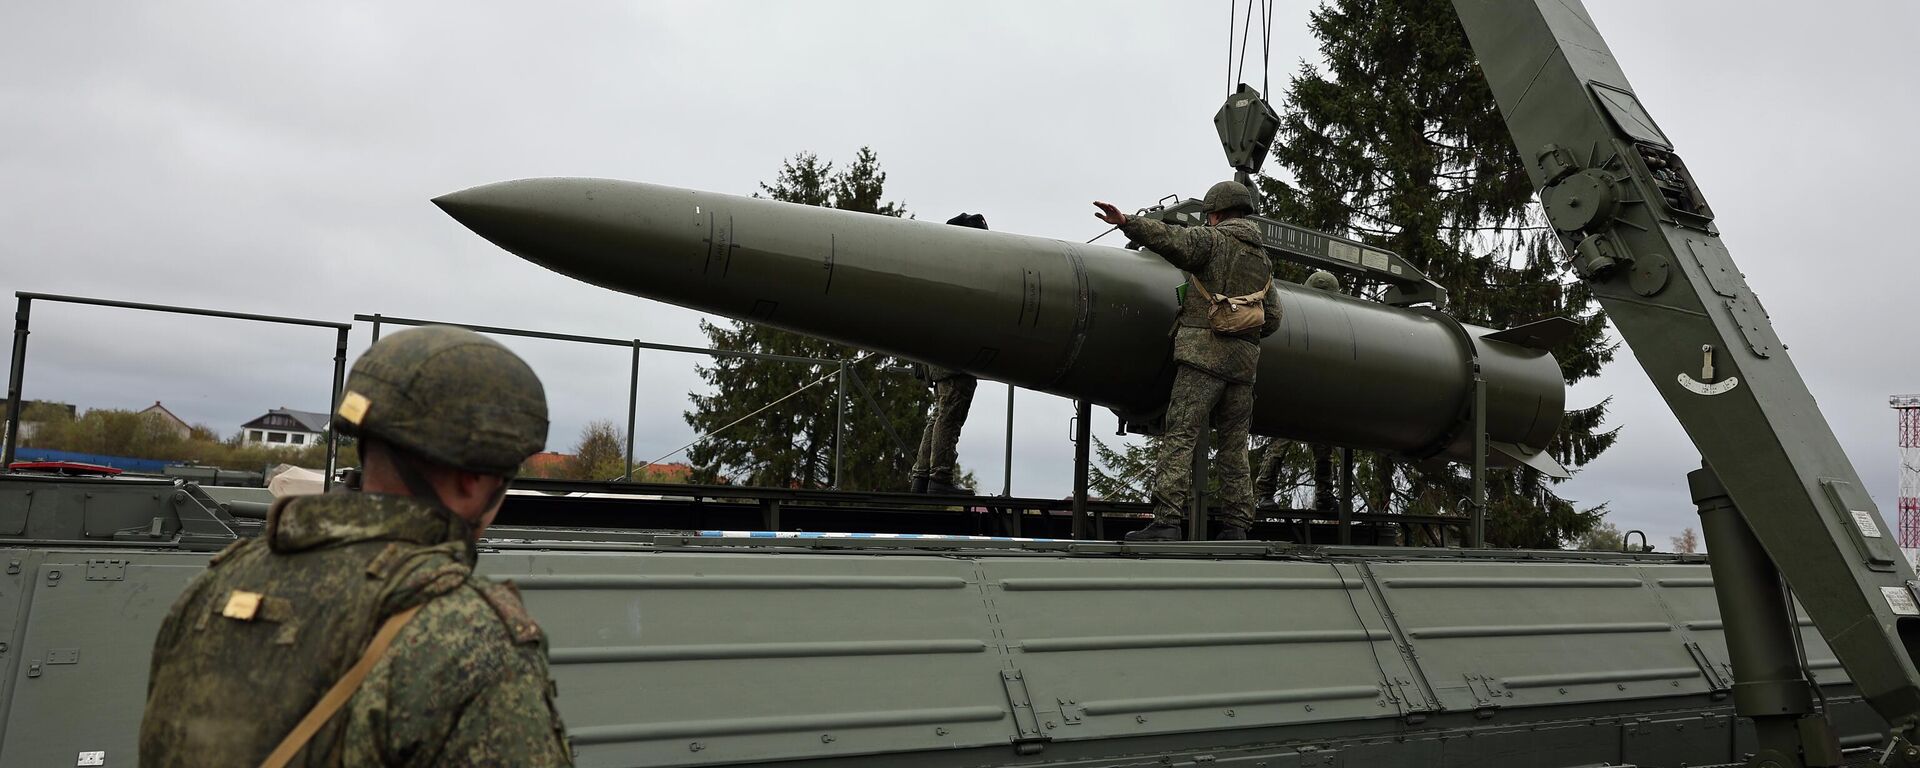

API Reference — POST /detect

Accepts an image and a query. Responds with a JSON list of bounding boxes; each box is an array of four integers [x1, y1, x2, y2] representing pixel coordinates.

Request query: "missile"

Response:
[[434, 178, 1570, 476]]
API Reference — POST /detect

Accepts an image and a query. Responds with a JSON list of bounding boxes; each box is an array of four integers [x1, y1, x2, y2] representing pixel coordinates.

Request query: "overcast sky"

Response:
[[3, 1, 1914, 548]]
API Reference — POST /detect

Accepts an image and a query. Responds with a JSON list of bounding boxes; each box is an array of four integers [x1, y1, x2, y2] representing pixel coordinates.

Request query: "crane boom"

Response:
[[1451, 0, 1920, 758]]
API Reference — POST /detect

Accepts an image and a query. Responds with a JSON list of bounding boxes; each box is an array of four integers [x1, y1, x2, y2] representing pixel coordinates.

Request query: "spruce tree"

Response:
[[1259, 0, 1618, 547], [683, 148, 931, 490]]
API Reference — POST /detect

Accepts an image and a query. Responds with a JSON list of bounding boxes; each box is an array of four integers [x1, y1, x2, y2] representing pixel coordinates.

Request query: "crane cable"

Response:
[[1227, 0, 1277, 96]]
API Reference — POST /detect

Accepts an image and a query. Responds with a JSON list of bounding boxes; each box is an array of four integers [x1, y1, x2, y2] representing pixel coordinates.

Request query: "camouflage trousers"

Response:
[[1150, 364, 1255, 530], [1253, 436, 1290, 506], [913, 374, 977, 484]]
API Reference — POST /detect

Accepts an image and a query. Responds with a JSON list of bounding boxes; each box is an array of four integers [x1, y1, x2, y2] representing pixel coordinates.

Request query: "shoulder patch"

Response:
[[477, 580, 543, 645]]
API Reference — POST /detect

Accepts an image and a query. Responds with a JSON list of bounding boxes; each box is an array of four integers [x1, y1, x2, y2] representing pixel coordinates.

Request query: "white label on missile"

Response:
[[1328, 241, 1360, 264], [1677, 372, 1739, 396], [1883, 586, 1919, 616], [1362, 250, 1390, 271], [77, 752, 105, 767], [1853, 510, 1884, 539]]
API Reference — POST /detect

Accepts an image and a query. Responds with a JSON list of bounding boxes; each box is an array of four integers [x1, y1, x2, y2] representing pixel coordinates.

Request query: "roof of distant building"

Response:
[[644, 462, 692, 481], [241, 407, 331, 434], [139, 401, 190, 431], [525, 452, 572, 472]]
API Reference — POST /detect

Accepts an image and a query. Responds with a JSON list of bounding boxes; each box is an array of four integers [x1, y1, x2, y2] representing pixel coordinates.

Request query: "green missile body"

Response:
[[435, 178, 1568, 474]]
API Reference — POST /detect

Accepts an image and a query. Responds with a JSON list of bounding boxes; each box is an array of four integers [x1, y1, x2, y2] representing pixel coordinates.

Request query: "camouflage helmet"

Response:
[[334, 326, 548, 476], [1305, 270, 1342, 292], [1202, 180, 1256, 214]]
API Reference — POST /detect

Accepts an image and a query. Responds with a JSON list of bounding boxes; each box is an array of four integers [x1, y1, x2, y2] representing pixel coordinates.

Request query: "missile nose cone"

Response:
[[433, 178, 658, 284], [434, 179, 579, 257]]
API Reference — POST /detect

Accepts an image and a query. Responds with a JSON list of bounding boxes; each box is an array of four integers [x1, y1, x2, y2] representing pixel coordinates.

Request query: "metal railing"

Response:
[[360, 313, 861, 486], [2, 291, 1468, 544], [4, 292, 352, 489], [0, 292, 1023, 497]]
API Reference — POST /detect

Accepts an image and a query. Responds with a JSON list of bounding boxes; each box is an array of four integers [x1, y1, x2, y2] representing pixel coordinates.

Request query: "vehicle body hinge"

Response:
[[1383, 676, 1434, 723], [1684, 640, 1732, 698], [1000, 669, 1049, 753], [1464, 674, 1507, 717]]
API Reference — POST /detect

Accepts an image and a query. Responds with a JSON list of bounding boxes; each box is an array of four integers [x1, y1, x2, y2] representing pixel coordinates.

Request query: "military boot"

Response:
[[910, 475, 929, 494], [1213, 525, 1250, 541], [926, 478, 972, 496], [1124, 521, 1185, 542]]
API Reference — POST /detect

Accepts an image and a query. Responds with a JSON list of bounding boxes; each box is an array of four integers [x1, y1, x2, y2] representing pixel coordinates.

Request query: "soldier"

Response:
[[911, 212, 989, 494], [1253, 436, 1291, 513], [1093, 181, 1280, 541], [1255, 270, 1342, 513], [140, 326, 572, 767]]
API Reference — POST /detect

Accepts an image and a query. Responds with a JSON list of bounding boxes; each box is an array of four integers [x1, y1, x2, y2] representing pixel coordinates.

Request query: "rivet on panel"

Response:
[[1305, 704, 1314, 712], [934, 727, 948, 736], [1225, 709, 1236, 717], [1135, 715, 1147, 724], [820, 734, 835, 744], [688, 742, 704, 752]]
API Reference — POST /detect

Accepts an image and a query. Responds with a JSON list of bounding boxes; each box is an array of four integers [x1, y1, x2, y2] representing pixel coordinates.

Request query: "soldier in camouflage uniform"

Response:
[[911, 212, 989, 494], [140, 326, 572, 767], [1094, 181, 1280, 541], [1253, 436, 1291, 513], [1253, 271, 1342, 513]]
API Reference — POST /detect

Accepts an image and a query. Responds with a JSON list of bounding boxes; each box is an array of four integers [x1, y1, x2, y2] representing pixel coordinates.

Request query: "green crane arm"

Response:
[[1450, 0, 1920, 743]]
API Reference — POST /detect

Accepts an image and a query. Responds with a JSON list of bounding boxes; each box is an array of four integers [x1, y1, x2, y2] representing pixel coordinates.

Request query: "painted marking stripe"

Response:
[[513, 574, 968, 590], [552, 639, 986, 664], [698, 530, 1065, 542], [570, 705, 1007, 744]]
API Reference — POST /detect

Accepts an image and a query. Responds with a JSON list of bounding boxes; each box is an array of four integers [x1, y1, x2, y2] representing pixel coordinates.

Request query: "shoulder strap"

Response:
[[1187, 229, 1253, 302], [258, 603, 427, 768], [1186, 271, 1214, 302]]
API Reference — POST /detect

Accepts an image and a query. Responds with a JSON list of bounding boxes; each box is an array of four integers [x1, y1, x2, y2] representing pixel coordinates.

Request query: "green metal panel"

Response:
[[981, 558, 1412, 740], [1370, 561, 1717, 711], [0, 552, 203, 768], [492, 550, 1011, 766], [0, 541, 1888, 767]]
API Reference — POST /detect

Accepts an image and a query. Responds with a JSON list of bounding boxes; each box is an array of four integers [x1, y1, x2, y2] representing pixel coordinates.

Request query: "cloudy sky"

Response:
[[3, 2, 1914, 548]]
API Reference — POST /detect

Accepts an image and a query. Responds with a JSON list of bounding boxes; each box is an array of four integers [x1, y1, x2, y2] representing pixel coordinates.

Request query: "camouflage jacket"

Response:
[[140, 493, 572, 767], [1120, 215, 1279, 383]]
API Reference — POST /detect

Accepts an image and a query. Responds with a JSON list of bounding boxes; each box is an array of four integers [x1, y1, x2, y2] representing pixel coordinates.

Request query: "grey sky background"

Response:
[[2, 2, 1914, 548]]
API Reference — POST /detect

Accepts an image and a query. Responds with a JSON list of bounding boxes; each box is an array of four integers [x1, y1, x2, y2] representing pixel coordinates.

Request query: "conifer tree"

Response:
[[1260, 0, 1618, 547], [683, 148, 930, 490]]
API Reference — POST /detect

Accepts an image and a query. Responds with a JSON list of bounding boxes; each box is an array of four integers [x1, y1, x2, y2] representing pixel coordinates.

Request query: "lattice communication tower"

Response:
[[1894, 394, 1920, 565]]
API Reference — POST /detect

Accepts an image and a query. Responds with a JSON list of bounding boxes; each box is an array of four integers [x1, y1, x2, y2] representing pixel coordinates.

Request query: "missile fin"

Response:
[[1491, 441, 1572, 479], [1483, 316, 1580, 350]]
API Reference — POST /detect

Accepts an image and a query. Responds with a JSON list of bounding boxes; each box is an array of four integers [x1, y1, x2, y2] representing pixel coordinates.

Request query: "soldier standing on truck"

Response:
[[1254, 270, 1344, 513], [1093, 181, 1280, 541], [911, 212, 990, 495], [140, 326, 573, 767]]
